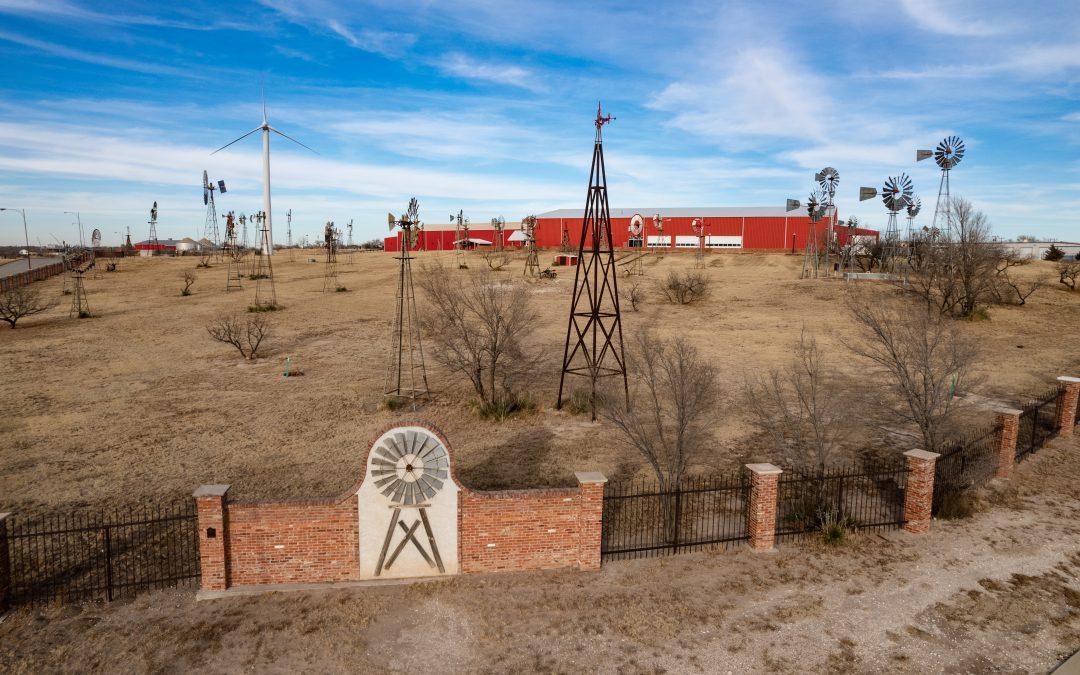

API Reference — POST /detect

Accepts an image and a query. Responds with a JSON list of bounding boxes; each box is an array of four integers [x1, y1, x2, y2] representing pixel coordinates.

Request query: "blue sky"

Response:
[[0, 0, 1077, 247]]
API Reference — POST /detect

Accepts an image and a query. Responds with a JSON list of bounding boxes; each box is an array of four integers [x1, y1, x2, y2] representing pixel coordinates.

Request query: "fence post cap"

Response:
[[574, 471, 608, 485], [903, 449, 940, 461], [193, 484, 231, 498], [746, 463, 782, 476], [994, 407, 1024, 416], [1056, 375, 1080, 384]]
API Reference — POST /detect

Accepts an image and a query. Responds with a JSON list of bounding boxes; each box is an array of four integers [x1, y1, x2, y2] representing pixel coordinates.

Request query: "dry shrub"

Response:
[[1058, 260, 1080, 291], [0, 283, 56, 328], [661, 270, 708, 305], [181, 271, 195, 296], [206, 314, 271, 360]]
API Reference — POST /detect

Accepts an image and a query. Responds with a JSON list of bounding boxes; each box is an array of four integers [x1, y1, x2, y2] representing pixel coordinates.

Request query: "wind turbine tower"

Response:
[[212, 102, 315, 256]]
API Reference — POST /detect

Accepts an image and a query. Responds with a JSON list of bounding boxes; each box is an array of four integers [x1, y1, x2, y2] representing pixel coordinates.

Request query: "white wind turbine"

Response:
[[212, 102, 315, 256]]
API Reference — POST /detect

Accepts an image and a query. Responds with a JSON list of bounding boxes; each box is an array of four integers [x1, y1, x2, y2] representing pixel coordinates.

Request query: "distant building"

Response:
[[999, 240, 1080, 260], [383, 207, 878, 253], [134, 239, 178, 255]]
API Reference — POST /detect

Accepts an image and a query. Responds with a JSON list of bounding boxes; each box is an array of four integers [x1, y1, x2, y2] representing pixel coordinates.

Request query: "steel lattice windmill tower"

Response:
[[386, 198, 429, 406], [557, 104, 628, 419], [322, 221, 341, 292], [223, 211, 244, 291], [522, 215, 540, 277], [147, 202, 159, 256], [202, 171, 225, 258], [252, 211, 277, 308]]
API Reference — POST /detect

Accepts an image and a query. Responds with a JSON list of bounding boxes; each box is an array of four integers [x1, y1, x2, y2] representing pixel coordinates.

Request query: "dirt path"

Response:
[[2, 435, 1077, 673]]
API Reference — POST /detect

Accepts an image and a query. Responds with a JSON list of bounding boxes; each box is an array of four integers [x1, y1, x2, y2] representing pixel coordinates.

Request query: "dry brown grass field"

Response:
[[2, 250, 1078, 512]]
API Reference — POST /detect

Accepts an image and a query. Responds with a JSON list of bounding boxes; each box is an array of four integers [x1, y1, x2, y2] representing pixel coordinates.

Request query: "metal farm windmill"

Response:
[[917, 135, 965, 231], [223, 211, 244, 290], [691, 217, 708, 268], [800, 189, 827, 279], [147, 201, 159, 255], [491, 216, 506, 252], [905, 195, 922, 243], [816, 167, 840, 274], [212, 100, 316, 257], [202, 170, 226, 257], [451, 210, 470, 268], [322, 220, 342, 292], [879, 173, 913, 273], [386, 199, 429, 406], [522, 215, 540, 278], [556, 103, 628, 419]]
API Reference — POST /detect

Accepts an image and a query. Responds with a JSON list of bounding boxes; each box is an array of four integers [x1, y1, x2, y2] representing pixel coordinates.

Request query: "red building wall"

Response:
[[384, 214, 878, 253]]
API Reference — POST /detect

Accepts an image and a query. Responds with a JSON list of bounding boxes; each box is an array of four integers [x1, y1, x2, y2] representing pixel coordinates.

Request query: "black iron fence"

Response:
[[3, 501, 199, 607], [601, 471, 748, 561], [933, 424, 1000, 515], [1016, 385, 1063, 461], [775, 461, 908, 544]]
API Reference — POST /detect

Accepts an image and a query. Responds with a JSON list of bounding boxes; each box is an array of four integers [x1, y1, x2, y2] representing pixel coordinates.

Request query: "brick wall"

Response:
[[225, 499, 359, 587], [459, 487, 582, 573], [994, 408, 1022, 478]]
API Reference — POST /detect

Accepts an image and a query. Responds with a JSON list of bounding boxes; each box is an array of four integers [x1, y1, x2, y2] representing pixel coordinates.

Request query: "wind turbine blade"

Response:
[[210, 126, 262, 155], [269, 126, 318, 154]]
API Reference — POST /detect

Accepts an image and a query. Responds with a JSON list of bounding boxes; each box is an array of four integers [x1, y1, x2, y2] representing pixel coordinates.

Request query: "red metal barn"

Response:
[[384, 209, 878, 253], [533, 207, 877, 252]]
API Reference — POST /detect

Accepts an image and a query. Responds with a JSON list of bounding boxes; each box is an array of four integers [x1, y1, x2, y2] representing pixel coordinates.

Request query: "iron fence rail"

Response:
[[601, 472, 749, 561], [4, 501, 199, 607], [774, 461, 908, 544], [1016, 385, 1064, 461], [933, 424, 1000, 514]]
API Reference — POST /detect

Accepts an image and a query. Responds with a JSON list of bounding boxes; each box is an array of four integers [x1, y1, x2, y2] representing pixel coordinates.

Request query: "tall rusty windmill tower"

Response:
[[556, 104, 629, 419], [386, 198, 429, 407]]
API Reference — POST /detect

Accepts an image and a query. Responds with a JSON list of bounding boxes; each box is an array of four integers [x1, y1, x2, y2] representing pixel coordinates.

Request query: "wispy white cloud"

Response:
[[0, 29, 197, 77], [897, 0, 1006, 37], [325, 20, 416, 58], [434, 53, 543, 92]]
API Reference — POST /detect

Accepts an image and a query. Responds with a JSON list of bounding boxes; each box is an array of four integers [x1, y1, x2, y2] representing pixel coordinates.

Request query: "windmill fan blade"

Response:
[[269, 127, 318, 154], [203, 184, 208, 205], [211, 126, 262, 155]]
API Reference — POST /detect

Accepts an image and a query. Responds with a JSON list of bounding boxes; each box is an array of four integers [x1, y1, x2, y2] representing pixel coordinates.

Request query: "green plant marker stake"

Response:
[[283, 356, 291, 378]]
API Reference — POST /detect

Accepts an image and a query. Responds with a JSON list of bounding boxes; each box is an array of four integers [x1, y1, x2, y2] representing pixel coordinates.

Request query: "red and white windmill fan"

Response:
[[629, 213, 644, 237]]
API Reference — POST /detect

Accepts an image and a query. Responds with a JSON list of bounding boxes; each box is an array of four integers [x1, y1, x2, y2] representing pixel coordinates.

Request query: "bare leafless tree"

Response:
[[206, 314, 271, 359], [743, 331, 854, 473], [622, 280, 645, 311], [419, 262, 538, 410], [1058, 260, 1080, 291], [181, 271, 196, 296], [483, 251, 512, 271], [905, 198, 1009, 318], [661, 270, 709, 305], [844, 293, 978, 453], [599, 330, 721, 490], [0, 284, 56, 328]]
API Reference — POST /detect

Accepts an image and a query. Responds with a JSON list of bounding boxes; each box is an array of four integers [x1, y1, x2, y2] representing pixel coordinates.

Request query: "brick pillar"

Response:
[[574, 471, 607, 571], [746, 464, 782, 552], [902, 450, 940, 534], [193, 485, 230, 592], [0, 512, 10, 612], [993, 408, 1022, 478], [1056, 377, 1080, 435]]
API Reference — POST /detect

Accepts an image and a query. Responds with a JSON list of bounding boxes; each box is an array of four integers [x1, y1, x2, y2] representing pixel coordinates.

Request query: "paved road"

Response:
[[0, 256, 62, 279]]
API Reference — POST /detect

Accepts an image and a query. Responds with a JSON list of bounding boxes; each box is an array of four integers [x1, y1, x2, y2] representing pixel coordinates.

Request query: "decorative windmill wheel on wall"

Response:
[[370, 429, 449, 576], [628, 213, 644, 242]]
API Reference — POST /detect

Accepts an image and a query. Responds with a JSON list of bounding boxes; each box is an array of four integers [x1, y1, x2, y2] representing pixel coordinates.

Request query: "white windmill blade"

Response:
[[211, 126, 262, 155], [268, 126, 319, 154]]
